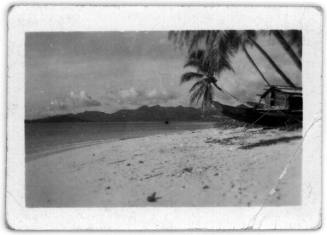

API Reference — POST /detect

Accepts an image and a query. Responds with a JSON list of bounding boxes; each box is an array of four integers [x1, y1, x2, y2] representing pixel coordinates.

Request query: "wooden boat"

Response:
[[212, 101, 302, 126], [212, 86, 303, 126]]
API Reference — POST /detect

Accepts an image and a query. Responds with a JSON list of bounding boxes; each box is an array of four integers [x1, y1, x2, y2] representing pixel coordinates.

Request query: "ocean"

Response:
[[25, 122, 215, 161]]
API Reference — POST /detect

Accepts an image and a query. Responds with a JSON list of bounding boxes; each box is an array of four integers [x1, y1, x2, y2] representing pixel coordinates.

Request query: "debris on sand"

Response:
[[203, 185, 209, 190], [147, 192, 161, 202], [107, 159, 126, 166], [144, 172, 163, 180], [139, 160, 144, 164], [182, 167, 193, 173], [106, 186, 111, 190]]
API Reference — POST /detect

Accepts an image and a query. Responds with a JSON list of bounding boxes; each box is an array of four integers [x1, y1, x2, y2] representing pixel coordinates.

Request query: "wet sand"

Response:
[[26, 127, 302, 207]]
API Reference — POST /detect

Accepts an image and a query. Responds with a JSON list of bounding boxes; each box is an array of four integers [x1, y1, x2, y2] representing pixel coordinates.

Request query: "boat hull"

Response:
[[212, 101, 302, 126]]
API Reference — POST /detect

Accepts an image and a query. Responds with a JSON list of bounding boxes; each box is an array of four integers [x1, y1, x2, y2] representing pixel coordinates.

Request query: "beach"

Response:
[[26, 127, 302, 207]]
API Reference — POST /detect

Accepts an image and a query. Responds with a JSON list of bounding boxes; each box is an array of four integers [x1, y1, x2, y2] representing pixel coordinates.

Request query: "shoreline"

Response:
[[26, 123, 217, 162], [26, 126, 302, 207], [26, 139, 110, 162]]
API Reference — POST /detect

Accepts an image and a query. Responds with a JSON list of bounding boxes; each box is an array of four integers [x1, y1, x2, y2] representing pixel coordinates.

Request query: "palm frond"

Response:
[[168, 31, 193, 50], [180, 72, 203, 83], [282, 30, 302, 57], [189, 78, 206, 92], [190, 82, 206, 104], [183, 60, 201, 69], [188, 78, 214, 113], [216, 56, 235, 75], [188, 31, 208, 53]]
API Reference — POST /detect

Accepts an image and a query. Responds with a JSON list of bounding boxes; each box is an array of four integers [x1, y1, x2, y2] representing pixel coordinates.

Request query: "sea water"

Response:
[[25, 122, 215, 161]]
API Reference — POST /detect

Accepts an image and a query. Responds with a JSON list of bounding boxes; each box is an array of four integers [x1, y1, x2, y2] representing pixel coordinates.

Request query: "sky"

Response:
[[25, 31, 301, 119]]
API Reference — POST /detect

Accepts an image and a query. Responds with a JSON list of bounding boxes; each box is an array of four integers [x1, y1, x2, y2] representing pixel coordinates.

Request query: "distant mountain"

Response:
[[26, 105, 218, 123]]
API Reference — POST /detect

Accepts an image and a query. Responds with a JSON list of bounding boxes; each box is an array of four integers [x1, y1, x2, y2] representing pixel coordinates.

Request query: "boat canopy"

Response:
[[258, 85, 302, 99]]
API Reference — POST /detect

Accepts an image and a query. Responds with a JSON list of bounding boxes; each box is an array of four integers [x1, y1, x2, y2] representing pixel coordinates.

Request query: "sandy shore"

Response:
[[26, 127, 302, 207]]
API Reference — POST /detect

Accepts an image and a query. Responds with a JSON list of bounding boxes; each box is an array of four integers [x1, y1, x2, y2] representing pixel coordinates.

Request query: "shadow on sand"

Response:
[[239, 136, 302, 150]]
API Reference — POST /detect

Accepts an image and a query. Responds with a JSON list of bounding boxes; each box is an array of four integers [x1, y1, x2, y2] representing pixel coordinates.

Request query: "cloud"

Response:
[[105, 87, 178, 107], [118, 87, 139, 100], [145, 89, 178, 104], [48, 90, 101, 112], [69, 90, 101, 107], [49, 99, 68, 111]]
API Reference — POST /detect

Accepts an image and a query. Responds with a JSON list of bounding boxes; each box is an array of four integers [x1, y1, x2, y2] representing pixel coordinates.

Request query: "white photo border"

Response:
[[6, 5, 322, 230]]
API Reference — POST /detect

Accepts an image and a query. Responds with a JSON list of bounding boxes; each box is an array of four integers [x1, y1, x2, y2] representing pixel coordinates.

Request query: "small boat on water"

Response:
[[212, 85, 303, 126]]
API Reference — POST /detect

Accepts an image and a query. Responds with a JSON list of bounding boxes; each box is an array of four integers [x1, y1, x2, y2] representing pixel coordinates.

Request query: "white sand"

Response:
[[26, 127, 302, 207]]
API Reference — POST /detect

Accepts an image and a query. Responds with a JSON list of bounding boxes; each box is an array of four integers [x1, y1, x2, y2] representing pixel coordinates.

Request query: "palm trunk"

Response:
[[273, 30, 302, 70], [249, 38, 297, 88], [242, 44, 270, 86]]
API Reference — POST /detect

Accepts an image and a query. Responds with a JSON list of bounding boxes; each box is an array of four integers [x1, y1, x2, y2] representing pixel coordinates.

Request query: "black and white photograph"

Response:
[[6, 6, 322, 230], [25, 30, 303, 207]]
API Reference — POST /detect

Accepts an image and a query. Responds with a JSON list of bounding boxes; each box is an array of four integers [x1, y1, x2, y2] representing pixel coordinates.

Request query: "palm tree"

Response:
[[272, 30, 302, 70], [169, 30, 299, 88], [214, 30, 298, 88], [247, 36, 297, 88], [242, 43, 270, 86], [171, 31, 263, 111], [181, 50, 222, 112], [181, 50, 248, 112]]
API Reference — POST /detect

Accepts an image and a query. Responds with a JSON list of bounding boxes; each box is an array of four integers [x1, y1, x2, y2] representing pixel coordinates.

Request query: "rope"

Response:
[[242, 108, 301, 134], [215, 83, 253, 108], [238, 109, 273, 138], [245, 109, 272, 128]]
